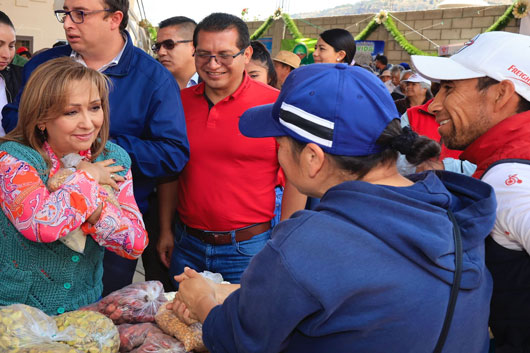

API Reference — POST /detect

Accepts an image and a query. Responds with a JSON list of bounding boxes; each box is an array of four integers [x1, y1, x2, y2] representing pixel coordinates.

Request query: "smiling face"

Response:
[[405, 82, 426, 99], [157, 25, 195, 79], [0, 23, 15, 71], [428, 78, 495, 150], [42, 80, 104, 157], [195, 28, 251, 97], [313, 37, 344, 64]]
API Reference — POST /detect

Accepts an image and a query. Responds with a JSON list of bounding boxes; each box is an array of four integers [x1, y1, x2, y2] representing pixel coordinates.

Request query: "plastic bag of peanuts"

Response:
[[0, 304, 119, 353], [155, 304, 207, 352], [54, 310, 120, 353], [0, 304, 74, 352], [80, 281, 167, 324]]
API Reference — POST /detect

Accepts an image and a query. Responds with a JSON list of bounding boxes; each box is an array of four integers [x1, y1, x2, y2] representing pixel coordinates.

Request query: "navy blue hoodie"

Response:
[[202, 171, 497, 353]]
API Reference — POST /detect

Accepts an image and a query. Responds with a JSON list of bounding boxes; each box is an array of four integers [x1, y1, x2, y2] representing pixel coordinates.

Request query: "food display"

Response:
[[54, 310, 120, 353], [81, 281, 167, 324], [155, 304, 206, 352]]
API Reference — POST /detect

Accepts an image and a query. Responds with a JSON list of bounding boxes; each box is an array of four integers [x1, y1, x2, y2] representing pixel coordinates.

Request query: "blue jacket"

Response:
[[203, 171, 497, 353], [1, 32, 189, 213]]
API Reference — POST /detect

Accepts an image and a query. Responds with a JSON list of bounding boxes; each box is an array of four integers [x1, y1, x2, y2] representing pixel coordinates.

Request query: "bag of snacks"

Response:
[[155, 304, 206, 352], [81, 281, 167, 324], [117, 323, 163, 352], [54, 310, 120, 353], [0, 304, 75, 352], [130, 331, 186, 353]]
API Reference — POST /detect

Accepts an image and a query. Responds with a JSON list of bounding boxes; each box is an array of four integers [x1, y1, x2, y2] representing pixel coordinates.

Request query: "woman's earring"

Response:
[[38, 126, 47, 140], [336, 58, 340, 61]]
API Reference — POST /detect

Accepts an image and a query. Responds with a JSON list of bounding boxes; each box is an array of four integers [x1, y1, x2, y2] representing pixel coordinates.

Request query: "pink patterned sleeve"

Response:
[[0, 151, 101, 243], [81, 169, 148, 259]]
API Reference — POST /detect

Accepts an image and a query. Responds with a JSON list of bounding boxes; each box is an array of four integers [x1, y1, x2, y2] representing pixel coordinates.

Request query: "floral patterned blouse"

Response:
[[0, 142, 147, 259]]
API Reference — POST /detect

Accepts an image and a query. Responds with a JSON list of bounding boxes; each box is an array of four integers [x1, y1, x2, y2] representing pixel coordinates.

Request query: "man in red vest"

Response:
[[412, 31, 530, 353]]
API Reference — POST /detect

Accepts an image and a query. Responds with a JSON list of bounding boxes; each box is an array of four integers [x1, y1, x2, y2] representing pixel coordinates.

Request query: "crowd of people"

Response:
[[0, 1, 529, 352]]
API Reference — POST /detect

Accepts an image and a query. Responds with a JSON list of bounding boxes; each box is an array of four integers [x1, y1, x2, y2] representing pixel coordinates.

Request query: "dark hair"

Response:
[[376, 54, 388, 66], [0, 11, 14, 29], [477, 76, 530, 113], [250, 40, 278, 88], [319, 28, 356, 65], [159, 16, 196, 32], [103, 0, 129, 32], [193, 12, 249, 50], [289, 120, 440, 180]]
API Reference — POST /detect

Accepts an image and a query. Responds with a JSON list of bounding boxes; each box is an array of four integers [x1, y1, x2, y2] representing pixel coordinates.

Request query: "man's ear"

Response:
[[492, 79, 517, 113], [243, 45, 253, 65], [109, 11, 124, 31], [302, 143, 326, 178]]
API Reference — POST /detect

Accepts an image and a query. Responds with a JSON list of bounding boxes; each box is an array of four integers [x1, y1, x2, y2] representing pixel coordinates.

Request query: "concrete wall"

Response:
[[246, 5, 520, 63], [1, 0, 66, 52]]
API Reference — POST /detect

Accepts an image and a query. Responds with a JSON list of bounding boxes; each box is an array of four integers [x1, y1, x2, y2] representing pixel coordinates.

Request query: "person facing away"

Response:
[[412, 31, 530, 353], [0, 57, 147, 316], [168, 63, 497, 353], [154, 16, 198, 89], [1, 0, 190, 295], [157, 12, 305, 286]]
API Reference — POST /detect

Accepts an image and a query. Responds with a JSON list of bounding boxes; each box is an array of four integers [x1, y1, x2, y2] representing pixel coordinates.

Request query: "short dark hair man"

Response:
[[412, 31, 530, 353], [155, 16, 197, 89], [374, 54, 390, 74], [157, 13, 302, 285], [2, 0, 189, 295]]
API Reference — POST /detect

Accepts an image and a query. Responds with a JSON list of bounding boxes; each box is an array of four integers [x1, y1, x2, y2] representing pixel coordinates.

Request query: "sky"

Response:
[[140, 0, 356, 25]]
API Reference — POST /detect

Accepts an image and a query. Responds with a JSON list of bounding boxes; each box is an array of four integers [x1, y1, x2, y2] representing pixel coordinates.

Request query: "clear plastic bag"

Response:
[[0, 304, 75, 352], [54, 310, 120, 353], [117, 323, 163, 352], [155, 304, 206, 352], [129, 331, 186, 353], [80, 281, 167, 324]]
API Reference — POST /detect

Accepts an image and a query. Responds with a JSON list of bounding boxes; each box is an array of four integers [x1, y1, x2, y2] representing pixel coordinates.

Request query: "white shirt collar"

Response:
[[187, 72, 199, 88], [70, 35, 127, 72]]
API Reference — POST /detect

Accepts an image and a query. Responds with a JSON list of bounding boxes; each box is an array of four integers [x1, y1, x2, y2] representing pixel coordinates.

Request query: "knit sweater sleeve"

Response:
[[0, 151, 102, 243], [81, 169, 148, 259]]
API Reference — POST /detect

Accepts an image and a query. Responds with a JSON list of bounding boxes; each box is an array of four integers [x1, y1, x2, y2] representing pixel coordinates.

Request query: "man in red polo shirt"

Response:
[[157, 13, 288, 285]]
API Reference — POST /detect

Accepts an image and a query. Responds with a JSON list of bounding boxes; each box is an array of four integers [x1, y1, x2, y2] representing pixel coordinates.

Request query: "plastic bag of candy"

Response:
[[81, 281, 167, 324], [117, 323, 163, 352]]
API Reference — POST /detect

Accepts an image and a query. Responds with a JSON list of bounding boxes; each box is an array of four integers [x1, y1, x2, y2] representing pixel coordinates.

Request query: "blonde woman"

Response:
[[0, 57, 147, 315]]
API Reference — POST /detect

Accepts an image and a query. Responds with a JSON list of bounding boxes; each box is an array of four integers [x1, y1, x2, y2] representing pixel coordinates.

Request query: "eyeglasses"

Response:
[[194, 48, 246, 65], [151, 39, 192, 53], [54, 9, 111, 24]]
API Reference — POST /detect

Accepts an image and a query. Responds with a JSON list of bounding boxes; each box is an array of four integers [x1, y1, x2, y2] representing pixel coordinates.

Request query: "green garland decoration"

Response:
[[250, 15, 275, 40], [486, 3, 515, 32], [282, 13, 304, 39], [354, 18, 379, 41], [383, 16, 437, 56]]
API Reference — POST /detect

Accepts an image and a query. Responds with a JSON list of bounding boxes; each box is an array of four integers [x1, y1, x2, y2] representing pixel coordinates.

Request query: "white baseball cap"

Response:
[[411, 31, 530, 102], [402, 73, 431, 86]]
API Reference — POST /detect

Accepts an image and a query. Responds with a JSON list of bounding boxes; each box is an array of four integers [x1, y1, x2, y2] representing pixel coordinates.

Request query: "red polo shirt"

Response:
[[177, 74, 280, 231]]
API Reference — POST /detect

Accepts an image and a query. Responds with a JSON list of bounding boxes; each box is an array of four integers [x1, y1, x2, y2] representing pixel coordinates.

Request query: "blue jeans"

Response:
[[169, 221, 271, 287]]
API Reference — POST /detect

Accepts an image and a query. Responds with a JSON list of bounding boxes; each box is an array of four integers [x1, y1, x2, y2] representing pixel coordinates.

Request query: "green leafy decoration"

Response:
[[354, 18, 379, 40], [486, 4, 515, 31], [250, 15, 274, 40], [282, 13, 304, 39], [382, 16, 437, 56]]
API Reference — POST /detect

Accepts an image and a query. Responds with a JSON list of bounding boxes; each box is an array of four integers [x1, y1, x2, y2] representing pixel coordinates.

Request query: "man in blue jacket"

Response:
[[2, 0, 189, 294]]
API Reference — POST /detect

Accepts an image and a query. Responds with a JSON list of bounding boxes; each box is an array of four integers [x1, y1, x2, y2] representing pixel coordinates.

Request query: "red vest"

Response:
[[406, 99, 462, 160], [460, 110, 530, 178]]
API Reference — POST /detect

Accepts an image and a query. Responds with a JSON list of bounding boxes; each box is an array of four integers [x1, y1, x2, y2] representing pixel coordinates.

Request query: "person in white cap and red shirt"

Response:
[[394, 73, 433, 115], [411, 31, 530, 353]]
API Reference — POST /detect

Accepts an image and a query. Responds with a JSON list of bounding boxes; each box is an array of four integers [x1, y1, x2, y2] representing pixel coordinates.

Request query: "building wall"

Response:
[[1, 0, 66, 52], [246, 5, 520, 63]]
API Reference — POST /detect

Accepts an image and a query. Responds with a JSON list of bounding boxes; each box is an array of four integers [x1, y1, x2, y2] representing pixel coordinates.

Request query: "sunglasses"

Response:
[[151, 39, 192, 53]]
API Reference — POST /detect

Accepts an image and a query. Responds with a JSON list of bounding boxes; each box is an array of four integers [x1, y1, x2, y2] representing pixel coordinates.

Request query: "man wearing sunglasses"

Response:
[[154, 16, 198, 90], [158, 13, 305, 286], [2, 0, 190, 295]]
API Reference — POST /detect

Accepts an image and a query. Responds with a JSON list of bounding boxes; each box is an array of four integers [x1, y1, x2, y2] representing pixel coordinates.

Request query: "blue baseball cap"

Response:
[[239, 63, 400, 156]]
